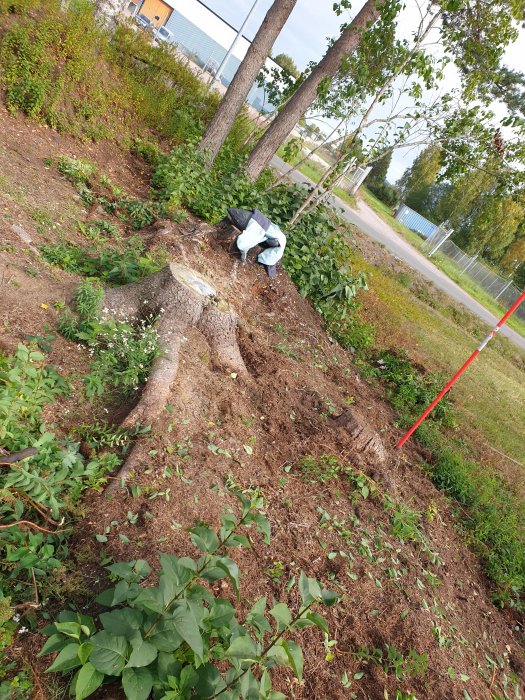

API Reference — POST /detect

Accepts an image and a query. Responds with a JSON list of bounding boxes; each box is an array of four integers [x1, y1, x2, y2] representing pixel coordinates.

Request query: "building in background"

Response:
[[128, 0, 282, 113]]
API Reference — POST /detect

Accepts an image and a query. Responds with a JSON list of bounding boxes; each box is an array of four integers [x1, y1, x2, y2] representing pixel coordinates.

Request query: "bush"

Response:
[[0, 344, 115, 604], [41, 490, 338, 700], [0, 2, 253, 147], [367, 180, 399, 208], [40, 238, 165, 286], [366, 350, 454, 426], [152, 151, 369, 349], [58, 280, 160, 400]]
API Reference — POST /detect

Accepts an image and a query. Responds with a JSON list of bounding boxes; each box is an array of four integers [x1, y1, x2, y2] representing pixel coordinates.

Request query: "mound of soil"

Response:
[[1, 105, 523, 700]]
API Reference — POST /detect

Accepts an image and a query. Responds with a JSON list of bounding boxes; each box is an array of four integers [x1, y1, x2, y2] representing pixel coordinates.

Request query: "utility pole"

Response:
[[212, 0, 261, 85]]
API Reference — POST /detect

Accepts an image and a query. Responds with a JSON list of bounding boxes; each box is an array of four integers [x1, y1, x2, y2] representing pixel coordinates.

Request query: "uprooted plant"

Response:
[[40, 489, 338, 700]]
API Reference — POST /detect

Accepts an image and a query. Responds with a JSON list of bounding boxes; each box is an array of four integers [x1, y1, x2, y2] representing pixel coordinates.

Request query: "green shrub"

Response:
[[297, 455, 342, 483], [0, 344, 115, 603], [151, 151, 369, 349], [0, 2, 253, 146], [41, 490, 338, 700], [152, 144, 264, 224], [40, 238, 165, 286], [366, 180, 399, 208], [367, 351, 454, 426]]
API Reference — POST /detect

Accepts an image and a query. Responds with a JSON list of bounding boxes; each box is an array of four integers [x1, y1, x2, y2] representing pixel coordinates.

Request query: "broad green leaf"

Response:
[[172, 601, 203, 660], [298, 572, 321, 605], [95, 588, 115, 606], [54, 621, 82, 639], [122, 667, 153, 700], [321, 589, 339, 607], [156, 652, 182, 683], [38, 634, 68, 657], [106, 562, 135, 581], [248, 598, 266, 616], [112, 580, 132, 606], [131, 587, 165, 614], [78, 642, 93, 665], [126, 638, 158, 668], [195, 663, 226, 698], [281, 640, 304, 681], [269, 603, 291, 632], [100, 608, 142, 637], [268, 693, 286, 700], [226, 635, 258, 661], [55, 610, 78, 626], [215, 557, 240, 598], [239, 669, 260, 699], [223, 533, 251, 549], [147, 619, 183, 652], [207, 600, 235, 628], [260, 670, 271, 694], [253, 514, 271, 544], [265, 644, 288, 666], [74, 662, 104, 700], [189, 526, 219, 553], [133, 559, 151, 579], [46, 643, 82, 673], [90, 631, 128, 676], [178, 665, 199, 691], [306, 612, 329, 635], [159, 554, 196, 586], [246, 598, 272, 637]]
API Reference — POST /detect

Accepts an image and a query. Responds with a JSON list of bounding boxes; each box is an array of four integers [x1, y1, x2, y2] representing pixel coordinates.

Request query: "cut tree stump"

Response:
[[102, 263, 247, 488], [102, 262, 247, 429]]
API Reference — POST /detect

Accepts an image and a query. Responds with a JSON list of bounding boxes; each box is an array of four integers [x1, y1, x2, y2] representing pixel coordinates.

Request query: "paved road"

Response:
[[271, 156, 525, 352]]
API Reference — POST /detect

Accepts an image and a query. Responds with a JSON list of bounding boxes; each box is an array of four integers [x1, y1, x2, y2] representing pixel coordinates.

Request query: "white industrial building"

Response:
[[126, 0, 282, 112]]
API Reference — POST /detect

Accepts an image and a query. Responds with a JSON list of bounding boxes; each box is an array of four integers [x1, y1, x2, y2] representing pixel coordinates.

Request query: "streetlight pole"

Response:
[[211, 0, 262, 85]]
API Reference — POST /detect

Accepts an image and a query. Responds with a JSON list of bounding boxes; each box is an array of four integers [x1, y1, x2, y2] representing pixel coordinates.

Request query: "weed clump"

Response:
[[0, 344, 117, 607], [416, 424, 525, 608]]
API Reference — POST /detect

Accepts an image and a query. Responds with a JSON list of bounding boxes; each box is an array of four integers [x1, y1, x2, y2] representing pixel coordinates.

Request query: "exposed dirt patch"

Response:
[[1, 105, 524, 700]]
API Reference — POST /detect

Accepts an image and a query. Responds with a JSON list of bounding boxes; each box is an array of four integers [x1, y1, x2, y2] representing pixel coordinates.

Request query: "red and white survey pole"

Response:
[[396, 290, 525, 449]]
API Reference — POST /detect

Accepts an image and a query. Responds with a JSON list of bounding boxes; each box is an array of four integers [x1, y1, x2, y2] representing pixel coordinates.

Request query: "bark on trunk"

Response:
[[198, 0, 297, 166], [244, 0, 384, 181]]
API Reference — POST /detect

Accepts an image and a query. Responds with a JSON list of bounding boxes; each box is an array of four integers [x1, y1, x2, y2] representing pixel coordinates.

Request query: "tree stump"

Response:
[[102, 263, 247, 430]]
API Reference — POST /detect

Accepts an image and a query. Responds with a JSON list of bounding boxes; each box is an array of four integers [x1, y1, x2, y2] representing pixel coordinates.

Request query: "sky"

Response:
[[202, 0, 525, 182]]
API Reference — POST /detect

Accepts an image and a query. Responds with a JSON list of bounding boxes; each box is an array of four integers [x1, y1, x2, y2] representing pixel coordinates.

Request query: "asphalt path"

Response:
[[271, 155, 525, 352]]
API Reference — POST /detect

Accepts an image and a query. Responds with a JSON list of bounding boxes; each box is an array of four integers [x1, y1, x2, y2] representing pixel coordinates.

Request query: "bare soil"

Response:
[[1, 105, 524, 700]]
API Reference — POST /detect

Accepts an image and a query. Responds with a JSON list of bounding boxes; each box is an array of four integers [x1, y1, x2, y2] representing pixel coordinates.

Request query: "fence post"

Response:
[[428, 227, 453, 257], [494, 279, 514, 301], [462, 254, 478, 275]]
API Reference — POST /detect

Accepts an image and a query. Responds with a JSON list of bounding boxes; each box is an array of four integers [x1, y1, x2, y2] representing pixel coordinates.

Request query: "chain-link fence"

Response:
[[423, 228, 525, 322]]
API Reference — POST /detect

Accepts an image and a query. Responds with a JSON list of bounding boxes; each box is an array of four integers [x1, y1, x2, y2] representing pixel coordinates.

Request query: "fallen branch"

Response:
[[0, 520, 70, 535], [0, 447, 38, 465]]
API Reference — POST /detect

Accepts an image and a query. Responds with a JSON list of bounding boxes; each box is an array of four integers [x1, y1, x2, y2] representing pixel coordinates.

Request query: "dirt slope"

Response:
[[1, 105, 524, 700]]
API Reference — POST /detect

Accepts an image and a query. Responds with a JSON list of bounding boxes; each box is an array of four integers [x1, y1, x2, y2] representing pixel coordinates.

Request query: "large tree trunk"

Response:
[[244, 0, 385, 181], [198, 0, 297, 166]]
